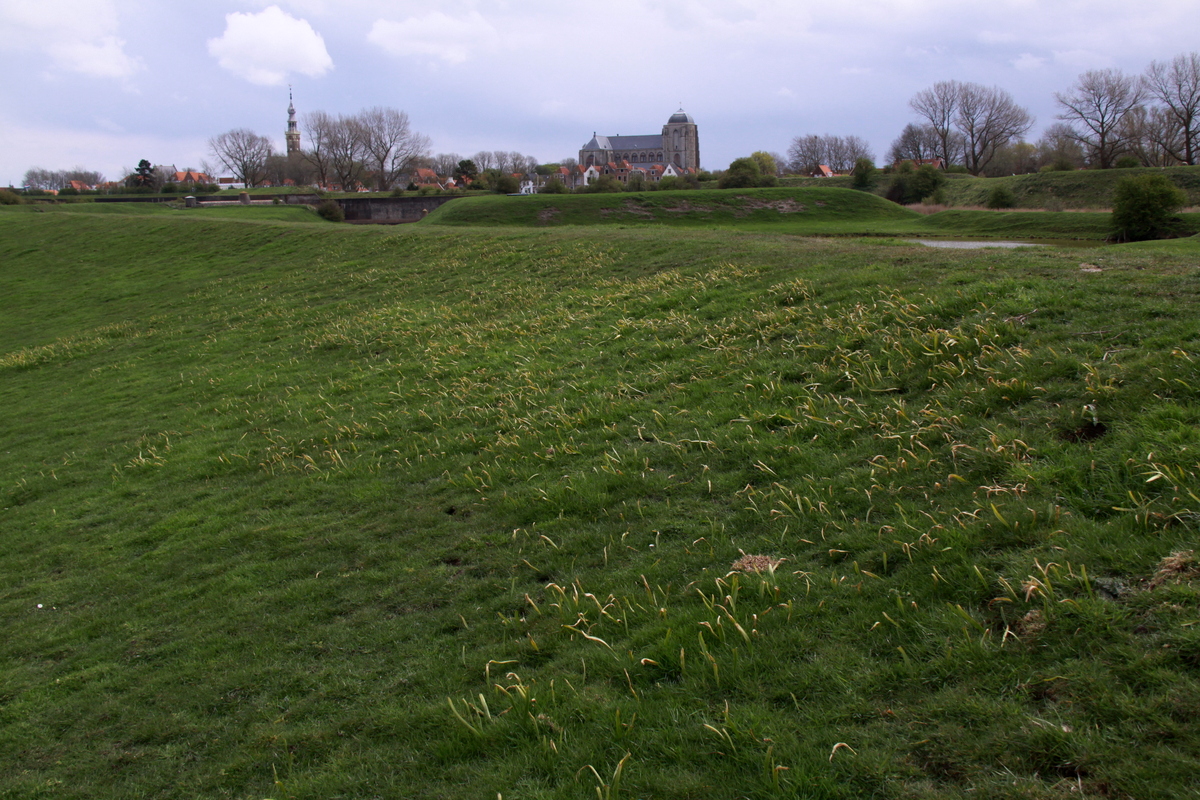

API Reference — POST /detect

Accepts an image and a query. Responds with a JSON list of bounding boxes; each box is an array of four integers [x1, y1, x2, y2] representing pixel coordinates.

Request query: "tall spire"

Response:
[[285, 86, 300, 156]]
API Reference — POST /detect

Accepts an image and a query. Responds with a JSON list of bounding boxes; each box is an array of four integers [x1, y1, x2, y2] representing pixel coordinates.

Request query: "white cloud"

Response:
[[367, 12, 497, 65], [207, 5, 333, 86], [0, 0, 141, 78]]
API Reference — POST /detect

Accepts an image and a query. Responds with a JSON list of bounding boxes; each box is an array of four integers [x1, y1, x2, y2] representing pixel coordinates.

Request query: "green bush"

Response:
[[1114, 155, 1141, 169], [886, 163, 946, 205], [493, 174, 520, 194], [719, 157, 761, 189], [0, 189, 24, 205], [539, 178, 568, 194], [583, 176, 623, 193], [316, 199, 345, 222], [1111, 173, 1187, 241], [851, 157, 877, 191], [986, 185, 1016, 209]]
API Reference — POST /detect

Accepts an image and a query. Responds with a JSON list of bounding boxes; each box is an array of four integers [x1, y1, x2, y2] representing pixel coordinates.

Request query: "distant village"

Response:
[[18, 101, 711, 197], [14, 51, 1200, 196]]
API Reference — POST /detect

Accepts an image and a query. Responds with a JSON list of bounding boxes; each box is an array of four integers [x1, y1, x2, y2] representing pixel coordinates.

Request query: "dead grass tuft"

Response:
[[1014, 609, 1046, 637], [1148, 550, 1198, 589], [730, 553, 784, 573]]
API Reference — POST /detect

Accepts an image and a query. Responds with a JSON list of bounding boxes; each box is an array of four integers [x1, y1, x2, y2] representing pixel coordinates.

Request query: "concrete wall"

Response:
[[335, 195, 462, 224]]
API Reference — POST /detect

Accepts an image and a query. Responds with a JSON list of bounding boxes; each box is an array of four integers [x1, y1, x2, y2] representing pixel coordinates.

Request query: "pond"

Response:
[[909, 238, 1105, 249]]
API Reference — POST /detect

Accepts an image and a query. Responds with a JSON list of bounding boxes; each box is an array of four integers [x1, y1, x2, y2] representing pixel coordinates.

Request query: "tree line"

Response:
[[786, 51, 1199, 177], [207, 106, 431, 191]]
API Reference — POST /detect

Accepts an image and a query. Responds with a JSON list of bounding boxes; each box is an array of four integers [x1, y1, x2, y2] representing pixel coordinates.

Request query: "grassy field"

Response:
[[1, 199, 1199, 799]]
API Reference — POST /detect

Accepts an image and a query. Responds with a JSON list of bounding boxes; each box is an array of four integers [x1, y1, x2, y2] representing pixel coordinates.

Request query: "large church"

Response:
[[579, 110, 700, 170]]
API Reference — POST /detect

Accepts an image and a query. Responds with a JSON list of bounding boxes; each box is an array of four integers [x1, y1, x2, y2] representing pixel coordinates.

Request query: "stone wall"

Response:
[[335, 195, 462, 224]]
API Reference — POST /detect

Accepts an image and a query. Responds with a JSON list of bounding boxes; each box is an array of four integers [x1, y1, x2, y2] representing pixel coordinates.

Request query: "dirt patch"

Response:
[[1057, 421, 1108, 442], [662, 201, 713, 215], [732, 198, 809, 217], [599, 201, 656, 219], [537, 207, 561, 224]]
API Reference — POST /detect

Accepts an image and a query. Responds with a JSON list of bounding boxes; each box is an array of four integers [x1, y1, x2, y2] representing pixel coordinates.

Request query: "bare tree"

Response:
[[1144, 52, 1200, 165], [472, 151, 496, 171], [1035, 123, 1086, 170], [786, 135, 824, 174], [22, 166, 105, 190], [955, 84, 1034, 174], [1055, 69, 1145, 169], [432, 152, 462, 176], [888, 123, 941, 164], [327, 114, 368, 191], [787, 134, 873, 174], [910, 80, 963, 167], [302, 110, 337, 188], [358, 107, 431, 191], [208, 128, 274, 187], [509, 152, 536, 175]]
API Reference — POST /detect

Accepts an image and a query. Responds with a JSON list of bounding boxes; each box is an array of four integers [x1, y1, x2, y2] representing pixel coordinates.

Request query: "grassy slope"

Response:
[[426, 187, 918, 231], [429, 187, 1200, 241], [1, 208, 1199, 799], [783, 165, 1200, 210]]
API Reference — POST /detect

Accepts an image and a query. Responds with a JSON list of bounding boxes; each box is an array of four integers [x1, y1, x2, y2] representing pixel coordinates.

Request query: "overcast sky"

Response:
[[1, 0, 1197, 185]]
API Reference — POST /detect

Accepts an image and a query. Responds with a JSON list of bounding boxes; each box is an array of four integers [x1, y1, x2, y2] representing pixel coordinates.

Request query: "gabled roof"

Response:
[[582, 134, 612, 151], [605, 134, 662, 150]]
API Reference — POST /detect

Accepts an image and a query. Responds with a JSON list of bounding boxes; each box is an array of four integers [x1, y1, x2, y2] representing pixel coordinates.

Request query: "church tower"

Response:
[[285, 89, 301, 156], [662, 109, 700, 170]]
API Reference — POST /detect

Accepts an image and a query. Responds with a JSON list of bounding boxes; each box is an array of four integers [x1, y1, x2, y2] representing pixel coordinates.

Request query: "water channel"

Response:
[[908, 238, 1105, 249]]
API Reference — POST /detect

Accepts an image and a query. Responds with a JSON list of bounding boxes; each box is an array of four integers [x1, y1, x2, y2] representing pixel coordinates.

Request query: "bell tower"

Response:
[[662, 109, 700, 170], [285, 88, 301, 156]]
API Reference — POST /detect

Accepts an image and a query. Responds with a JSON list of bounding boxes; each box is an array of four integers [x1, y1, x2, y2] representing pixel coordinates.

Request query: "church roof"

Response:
[[606, 134, 662, 150], [668, 109, 694, 124], [582, 134, 612, 151]]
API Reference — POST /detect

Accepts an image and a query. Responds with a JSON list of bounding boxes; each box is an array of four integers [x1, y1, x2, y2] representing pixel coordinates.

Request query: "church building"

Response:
[[579, 110, 700, 171]]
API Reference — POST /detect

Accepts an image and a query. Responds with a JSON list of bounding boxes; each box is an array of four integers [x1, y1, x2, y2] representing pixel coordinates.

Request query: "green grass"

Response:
[[427, 186, 1199, 241], [1, 206, 1199, 799], [783, 165, 1200, 210]]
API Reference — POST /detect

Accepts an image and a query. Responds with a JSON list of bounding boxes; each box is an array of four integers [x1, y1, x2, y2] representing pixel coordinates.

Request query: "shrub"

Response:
[[886, 163, 945, 205], [851, 157, 877, 190], [719, 157, 761, 189], [584, 176, 624, 193], [492, 174, 519, 194], [539, 178, 568, 194], [0, 189, 24, 205], [986, 185, 1016, 209], [316, 199, 344, 222], [1111, 173, 1187, 241], [58, 186, 80, 196], [1114, 155, 1141, 169]]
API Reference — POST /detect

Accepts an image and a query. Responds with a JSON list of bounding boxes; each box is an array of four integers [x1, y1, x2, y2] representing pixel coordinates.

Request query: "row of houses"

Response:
[[410, 160, 703, 194]]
